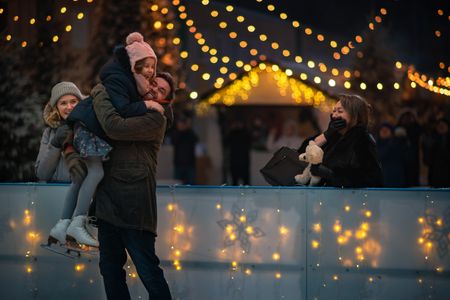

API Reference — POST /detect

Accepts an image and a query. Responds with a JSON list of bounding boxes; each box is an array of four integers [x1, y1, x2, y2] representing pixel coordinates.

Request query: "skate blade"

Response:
[[65, 240, 99, 255], [40, 243, 80, 259]]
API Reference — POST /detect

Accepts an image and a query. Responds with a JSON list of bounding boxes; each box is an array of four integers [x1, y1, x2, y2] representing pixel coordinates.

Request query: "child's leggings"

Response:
[[60, 156, 104, 219]]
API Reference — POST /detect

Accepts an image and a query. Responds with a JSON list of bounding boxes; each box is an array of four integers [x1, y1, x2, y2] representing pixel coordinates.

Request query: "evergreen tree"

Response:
[[0, 1, 68, 181], [0, 44, 46, 181]]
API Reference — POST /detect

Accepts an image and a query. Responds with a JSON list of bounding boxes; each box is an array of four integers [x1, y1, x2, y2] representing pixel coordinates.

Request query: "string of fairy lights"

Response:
[[309, 191, 382, 297], [0, 0, 92, 47], [416, 194, 448, 296], [1, 0, 449, 99], [20, 186, 97, 297], [198, 0, 406, 92], [172, 1, 449, 98], [435, 7, 450, 74], [166, 186, 195, 272], [198, 0, 352, 82], [408, 66, 450, 96], [251, 0, 389, 62], [183, 0, 352, 89], [172, 0, 359, 103]]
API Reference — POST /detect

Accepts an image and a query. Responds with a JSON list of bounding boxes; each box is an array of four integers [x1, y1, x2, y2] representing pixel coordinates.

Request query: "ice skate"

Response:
[[66, 215, 99, 249], [48, 219, 71, 245]]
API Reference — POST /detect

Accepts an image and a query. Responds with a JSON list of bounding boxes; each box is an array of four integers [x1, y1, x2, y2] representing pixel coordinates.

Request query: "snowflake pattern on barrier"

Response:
[[423, 206, 450, 258], [217, 202, 265, 254]]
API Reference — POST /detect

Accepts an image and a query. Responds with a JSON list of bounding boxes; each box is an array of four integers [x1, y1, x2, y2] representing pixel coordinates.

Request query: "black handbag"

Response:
[[260, 147, 308, 186]]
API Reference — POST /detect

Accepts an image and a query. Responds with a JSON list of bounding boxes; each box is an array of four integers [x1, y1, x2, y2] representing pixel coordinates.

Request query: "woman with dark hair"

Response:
[[298, 94, 383, 187]]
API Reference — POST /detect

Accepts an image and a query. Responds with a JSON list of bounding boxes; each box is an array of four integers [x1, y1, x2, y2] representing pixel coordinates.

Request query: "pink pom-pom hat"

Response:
[[125, 32, 157, 74]]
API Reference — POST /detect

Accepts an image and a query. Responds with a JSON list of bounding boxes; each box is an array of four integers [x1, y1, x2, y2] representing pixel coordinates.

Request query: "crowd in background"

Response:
[[377, 108, 450, 188], [164, 104, 450, 188]]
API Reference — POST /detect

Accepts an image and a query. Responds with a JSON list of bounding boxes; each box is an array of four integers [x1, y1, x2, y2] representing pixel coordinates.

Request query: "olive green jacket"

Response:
[[92, 87, 170, 234]]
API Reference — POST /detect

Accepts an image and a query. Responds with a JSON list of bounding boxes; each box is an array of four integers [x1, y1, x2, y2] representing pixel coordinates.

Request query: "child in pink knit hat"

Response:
[[49, 32, 172, 249], [125, 32, 159, 100]]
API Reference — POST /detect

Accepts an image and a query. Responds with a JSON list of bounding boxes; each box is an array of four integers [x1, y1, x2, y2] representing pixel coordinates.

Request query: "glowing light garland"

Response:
[[252, 0, 389, 60], [408, 66, 450, 96], [1, 2, 92, 46], [5, 0, 448, 97], [178, 1, 429, 97]]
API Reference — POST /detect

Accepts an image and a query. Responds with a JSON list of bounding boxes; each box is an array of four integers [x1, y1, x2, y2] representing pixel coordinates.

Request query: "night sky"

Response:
[[218, 0, 450, 75]]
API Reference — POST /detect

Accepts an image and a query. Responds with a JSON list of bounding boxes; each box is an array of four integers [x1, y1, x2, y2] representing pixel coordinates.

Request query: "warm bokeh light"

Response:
[[312, 240, 319, 248], [272, 252, 281, 261], [75, 263, 85, 272]]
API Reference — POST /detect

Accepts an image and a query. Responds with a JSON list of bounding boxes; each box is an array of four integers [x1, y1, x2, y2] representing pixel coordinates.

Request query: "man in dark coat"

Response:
[[89, 70, 174, 300]]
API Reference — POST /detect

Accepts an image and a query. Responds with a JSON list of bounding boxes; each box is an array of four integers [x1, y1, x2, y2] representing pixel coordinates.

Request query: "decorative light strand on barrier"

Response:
[[167, 186, 193, 272], [24, 186, 39, 298]]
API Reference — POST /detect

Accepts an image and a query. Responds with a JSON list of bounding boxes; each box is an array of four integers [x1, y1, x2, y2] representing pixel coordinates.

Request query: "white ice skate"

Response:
[[48, 219, 71, 245], [66, 215, 99, 247]]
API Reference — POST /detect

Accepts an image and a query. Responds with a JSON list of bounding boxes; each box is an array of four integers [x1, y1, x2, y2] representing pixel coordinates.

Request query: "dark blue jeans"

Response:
[[98, 220, 172, 300]]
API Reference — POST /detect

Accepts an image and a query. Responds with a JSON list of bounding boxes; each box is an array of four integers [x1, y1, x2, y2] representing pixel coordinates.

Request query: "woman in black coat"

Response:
[[298, 94, 383, 187]]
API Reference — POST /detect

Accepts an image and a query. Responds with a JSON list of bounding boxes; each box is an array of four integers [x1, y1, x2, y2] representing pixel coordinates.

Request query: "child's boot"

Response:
[[49, 219, 71, 245], [66, 215, 99, 247]]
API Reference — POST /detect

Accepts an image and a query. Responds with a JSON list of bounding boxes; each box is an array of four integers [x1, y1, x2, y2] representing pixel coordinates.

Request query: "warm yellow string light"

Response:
[[436, 8, 450, 21], [253, 1, 388, 59], [200, 2, 341, 85], [2, 1, 93, 46], [408, 67, 450, 96], [434, 8, 449, 74], [190, 1, 344, 93], [175, 1, 446, 97], [195, 1, 402, 94], [173, 0, 260, 90]]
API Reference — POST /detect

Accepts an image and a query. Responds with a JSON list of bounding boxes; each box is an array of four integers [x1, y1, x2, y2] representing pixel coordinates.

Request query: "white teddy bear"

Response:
[[295, 140, 324, 186]]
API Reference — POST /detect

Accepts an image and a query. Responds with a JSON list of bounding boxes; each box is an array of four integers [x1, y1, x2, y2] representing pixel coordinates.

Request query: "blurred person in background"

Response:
[[171, 114, 199, 184], [376, 122, 408, 187], [423, 118, 450, 187]]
